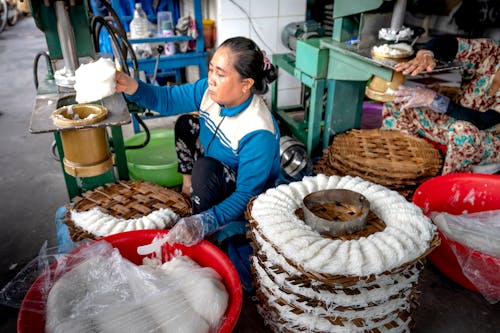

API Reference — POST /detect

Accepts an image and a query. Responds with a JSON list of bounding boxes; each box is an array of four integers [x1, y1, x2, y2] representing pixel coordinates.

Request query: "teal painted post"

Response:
[[53, 132, 80, 199], [110, 126, 129, 181], [307, 79, 326, 155], [323, 80, 366, 148]]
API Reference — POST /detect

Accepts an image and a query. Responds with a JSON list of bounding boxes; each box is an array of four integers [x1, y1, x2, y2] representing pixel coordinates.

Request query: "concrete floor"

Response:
[[1, 17, 499, 333]]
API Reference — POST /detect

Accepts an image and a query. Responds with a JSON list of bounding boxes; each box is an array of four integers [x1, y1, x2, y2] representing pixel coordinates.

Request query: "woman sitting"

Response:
[[382, 37, 500, 174]]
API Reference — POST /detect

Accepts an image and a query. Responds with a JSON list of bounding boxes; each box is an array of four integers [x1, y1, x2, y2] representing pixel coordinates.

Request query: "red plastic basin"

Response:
[[412, 173, 500, 295], [17, 230, 243, 333]]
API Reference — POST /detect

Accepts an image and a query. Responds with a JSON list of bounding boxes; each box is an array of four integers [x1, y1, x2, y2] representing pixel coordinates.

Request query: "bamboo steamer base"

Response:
[[314, 129, 443, 199], [63, 181, 191, 242]]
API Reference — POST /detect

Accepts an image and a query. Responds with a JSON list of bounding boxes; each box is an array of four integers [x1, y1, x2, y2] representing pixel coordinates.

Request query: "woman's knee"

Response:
[[191, 157, 227, 213], [174, 114, 197, 133], [449, 120, 479, 135]]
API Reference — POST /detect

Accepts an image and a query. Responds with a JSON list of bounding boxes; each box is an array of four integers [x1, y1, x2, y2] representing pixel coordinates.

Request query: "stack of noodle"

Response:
[[248, 174, 440, 332]]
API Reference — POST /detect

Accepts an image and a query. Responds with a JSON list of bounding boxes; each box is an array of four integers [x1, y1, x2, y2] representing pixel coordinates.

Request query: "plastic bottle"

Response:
[[129, 3, 152, 57], [161, 21, 176, 56]]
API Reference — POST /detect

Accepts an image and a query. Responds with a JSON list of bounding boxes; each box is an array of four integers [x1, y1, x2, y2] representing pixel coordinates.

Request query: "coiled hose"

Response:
[[90, 1, 151, 150]]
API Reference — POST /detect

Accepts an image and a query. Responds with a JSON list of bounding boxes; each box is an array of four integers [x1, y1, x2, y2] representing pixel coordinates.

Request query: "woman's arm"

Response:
[[447, 102, 500, 130], [422, 36, 459, 62], [116, 72, 208, 116]]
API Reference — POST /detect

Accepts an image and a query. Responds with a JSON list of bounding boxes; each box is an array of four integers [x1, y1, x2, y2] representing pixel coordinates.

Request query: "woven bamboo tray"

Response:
[[254, 275, 416, 333], [63, 181, 191, 242], [249, 219, 435, 290], [253, 220, 439, 287], [316, 129, 442, 189], [252, 248, 422, 310]]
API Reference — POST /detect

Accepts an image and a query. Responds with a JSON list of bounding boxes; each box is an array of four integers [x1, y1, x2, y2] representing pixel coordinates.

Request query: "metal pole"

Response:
[[390, 0, 407, 31], [54, 0, 79, 76]]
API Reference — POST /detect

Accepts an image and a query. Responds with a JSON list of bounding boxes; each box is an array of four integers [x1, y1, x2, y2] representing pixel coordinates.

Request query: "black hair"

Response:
[[219, 36, 278, 95]]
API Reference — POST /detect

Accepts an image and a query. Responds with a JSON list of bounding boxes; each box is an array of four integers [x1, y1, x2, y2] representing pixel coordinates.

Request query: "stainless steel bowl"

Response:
[[302, 189, 370, 237]]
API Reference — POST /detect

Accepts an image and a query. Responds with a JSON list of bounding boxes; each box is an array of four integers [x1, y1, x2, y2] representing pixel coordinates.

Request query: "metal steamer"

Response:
[[28, 0, 133, 199]]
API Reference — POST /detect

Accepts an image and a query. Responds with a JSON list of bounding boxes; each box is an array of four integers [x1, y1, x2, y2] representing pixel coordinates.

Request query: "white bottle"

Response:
[[130, 3, 152, 57], [162, 21, 176, 56]]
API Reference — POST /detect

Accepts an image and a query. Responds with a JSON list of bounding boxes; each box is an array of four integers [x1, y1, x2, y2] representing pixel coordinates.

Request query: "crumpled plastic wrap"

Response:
[[431, 210, 500, 257], [3, 239, 229, 333], [0, 240, 81, 310], [431, 209, 500, 304]]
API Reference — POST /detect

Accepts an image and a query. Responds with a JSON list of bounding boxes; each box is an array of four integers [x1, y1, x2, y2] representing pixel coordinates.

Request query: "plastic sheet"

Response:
[[5, 240, 229, 333], [431, 210, 500, 304], [431, 210, 500, 257], [0, 240, 81, 310]]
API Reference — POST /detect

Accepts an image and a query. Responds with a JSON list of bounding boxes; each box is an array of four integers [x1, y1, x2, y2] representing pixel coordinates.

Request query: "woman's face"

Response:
[[207, 46, 253, 108]]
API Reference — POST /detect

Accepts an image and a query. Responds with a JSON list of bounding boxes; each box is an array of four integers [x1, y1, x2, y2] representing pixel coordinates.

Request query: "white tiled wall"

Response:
[[214, 0, 307, 107]]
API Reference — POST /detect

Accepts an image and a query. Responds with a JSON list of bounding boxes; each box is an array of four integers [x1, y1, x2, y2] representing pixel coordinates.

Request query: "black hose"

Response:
[[97, 0, 128, 39], [89, 8, 150, 149], [33, 51, 53, 89], [127, 113, 151, 149], [90, 16, 133, 76]]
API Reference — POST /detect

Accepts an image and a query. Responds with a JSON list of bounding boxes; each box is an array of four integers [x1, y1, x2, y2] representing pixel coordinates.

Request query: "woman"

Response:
[[116, 37, 280, 289], [382, 37, 500, 174]]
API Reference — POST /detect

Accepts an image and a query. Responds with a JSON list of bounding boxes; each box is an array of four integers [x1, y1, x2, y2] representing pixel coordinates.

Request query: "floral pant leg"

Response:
[[382, 103, 500, 174], [174, 114, 203, 174], [445, 121, 500, 173]]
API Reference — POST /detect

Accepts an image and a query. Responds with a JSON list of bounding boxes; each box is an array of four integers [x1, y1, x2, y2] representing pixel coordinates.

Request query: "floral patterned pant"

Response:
[[381, 103, 500, 174]]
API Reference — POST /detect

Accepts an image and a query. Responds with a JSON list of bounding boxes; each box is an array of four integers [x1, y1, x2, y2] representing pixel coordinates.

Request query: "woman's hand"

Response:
[[115, 71, 139, 95], [166, 211, 219, 247], [394, 85, 450, 113], [394, 49, 436, 76], [394, 86, 436, 109]]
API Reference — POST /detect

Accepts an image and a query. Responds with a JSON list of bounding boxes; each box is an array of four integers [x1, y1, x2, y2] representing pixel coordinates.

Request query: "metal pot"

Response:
[[280, 136, 312, 178]]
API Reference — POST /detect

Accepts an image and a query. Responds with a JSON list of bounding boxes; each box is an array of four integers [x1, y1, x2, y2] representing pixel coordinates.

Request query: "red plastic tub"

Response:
[[412, 173, 500, 296], [17, 230, 243, 333]]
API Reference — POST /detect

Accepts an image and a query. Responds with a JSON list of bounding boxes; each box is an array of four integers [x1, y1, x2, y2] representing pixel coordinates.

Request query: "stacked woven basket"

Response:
[[247, 174, 440, 333], [64, 181, 191, 241], [314, 129, 442, 198]]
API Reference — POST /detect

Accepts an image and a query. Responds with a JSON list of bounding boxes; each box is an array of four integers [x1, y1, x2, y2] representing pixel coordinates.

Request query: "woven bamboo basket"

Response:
[[254, 271, 417, 333], [63, 181, 191, 242], [313, 129, 442, 197], [252, 247, 423, 311]]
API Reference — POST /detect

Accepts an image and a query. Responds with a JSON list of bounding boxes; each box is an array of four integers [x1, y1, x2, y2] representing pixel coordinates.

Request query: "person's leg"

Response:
[[190, 157, 236, 214], [381, 102, 421, 135], [181, 175, 191, 195], [174, 114, 203, 195], [382, 103, 456, 143], [443, 121, 500, 174]]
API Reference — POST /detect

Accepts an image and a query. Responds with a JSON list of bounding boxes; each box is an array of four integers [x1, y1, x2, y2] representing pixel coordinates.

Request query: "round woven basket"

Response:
[[63, 181, 191, 242], [314, 129, 443, 199]]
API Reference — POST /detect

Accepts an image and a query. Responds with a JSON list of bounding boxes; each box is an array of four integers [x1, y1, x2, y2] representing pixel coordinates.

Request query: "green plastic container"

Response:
[[124, 129, 183, 187]]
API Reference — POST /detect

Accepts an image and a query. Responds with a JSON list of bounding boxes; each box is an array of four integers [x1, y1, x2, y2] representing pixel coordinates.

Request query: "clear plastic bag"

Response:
[[431, 209, 500, 257], [4, 239, 229, 333], [0, 240, 82, 311], [431, 210, 500, 304]]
